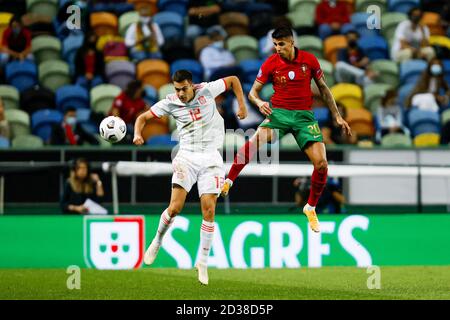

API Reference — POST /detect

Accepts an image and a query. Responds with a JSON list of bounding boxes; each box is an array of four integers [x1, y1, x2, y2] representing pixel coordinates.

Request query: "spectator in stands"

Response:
[[376, 89, 409, 139], [322, 102, 358, 145], [391, 7, 436, 63], [262, 16, 298, 57], [0, 98, 10, 140], [0, 16, 33, 67], [406, 58, 450, 111], [50, 107, 99, 146], [187, 0, 222, 40], [125, 5, 164, 62], [199, 25, 237, 81], [334, 30, 377, 86], [74, 31, 104, 90], [315, 0, 352, 40], [61, 158, 105, 214], [293, 176, 346, 214]]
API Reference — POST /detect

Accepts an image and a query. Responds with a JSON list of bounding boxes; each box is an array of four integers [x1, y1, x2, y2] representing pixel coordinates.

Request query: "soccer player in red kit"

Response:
[[220, 27, 352, 233]]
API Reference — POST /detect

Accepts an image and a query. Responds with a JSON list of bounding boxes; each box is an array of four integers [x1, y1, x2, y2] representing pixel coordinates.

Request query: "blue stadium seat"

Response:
[[170, 59, 203, 83], [153, 12, 184, 41], [239, 59, 263, 84], [62, 33, 84, 75], [388, 0, 420, 14], [0, 136, 10, 148], [144, 85, 158, 105], [158, 0, 188, 16], [31, 109, 64, 142], [408, 108, 440, 137], [358, 36, 388, 61], [443, 59, 450, 85], [351, 13, 380, 38], [313, 107, 330, 126], [76, 108, 91, 123], [55, 85, 90, 112], [400, 60, 427, 85], [146, 134, 178, 146], [398, 83, 416, 108], [5, 60, 38, 92]]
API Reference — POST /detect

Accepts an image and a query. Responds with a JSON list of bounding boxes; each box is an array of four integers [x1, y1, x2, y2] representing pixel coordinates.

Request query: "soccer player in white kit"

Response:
[[133, 70, 247, 285]]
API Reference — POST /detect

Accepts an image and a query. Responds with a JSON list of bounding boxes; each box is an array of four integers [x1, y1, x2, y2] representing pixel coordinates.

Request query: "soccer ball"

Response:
[[99, 116, 127, 143]]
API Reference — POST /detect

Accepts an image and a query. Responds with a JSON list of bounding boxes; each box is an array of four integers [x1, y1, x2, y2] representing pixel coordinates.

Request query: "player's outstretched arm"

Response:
[[223, 76, 247, 120], [248, 81, 272, 116], [314, 76, 352, 136], [133, 108, 155, 145]]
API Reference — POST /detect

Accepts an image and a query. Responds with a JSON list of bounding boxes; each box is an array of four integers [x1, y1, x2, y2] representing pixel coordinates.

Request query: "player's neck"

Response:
[[287, 48, 296, 61]]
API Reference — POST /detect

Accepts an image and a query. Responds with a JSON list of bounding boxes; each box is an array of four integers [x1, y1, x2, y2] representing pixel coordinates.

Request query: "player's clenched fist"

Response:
[[133, 135, 144, 145]]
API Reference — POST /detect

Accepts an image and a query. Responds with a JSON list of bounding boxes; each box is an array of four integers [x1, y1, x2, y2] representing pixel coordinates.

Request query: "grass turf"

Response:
[[1, 266, 449, 300]]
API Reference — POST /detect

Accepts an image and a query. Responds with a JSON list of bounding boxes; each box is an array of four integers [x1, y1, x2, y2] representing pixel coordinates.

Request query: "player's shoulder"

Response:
[[264, 53, 279, 65]]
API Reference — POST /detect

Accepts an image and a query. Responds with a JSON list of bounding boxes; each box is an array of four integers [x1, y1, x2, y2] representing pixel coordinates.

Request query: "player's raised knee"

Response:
[[314, 159, 328, 172]]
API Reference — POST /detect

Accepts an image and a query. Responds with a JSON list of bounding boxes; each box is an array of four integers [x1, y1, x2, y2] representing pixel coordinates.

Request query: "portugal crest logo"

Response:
[[288, 71, 295, 80], [84, 216, 145, 269]]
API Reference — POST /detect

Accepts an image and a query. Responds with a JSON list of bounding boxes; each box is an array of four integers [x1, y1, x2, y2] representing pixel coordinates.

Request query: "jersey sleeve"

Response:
[[205, 78, 227, 98], [310, 54, 324, 80], [150, 99, 171, 118], [256, 58, 272, 84]]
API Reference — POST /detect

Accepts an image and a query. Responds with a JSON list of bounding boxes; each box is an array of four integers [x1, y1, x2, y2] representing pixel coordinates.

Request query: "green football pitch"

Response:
[[1, 266, 449, 300]]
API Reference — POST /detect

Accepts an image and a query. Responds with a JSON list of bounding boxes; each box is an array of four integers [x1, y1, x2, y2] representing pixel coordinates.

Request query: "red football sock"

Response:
[[227, 140, 257, 182], [308, 168, 328, 207]]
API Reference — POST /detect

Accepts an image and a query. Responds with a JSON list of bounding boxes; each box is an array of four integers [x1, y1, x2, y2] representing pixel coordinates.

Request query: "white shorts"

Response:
[[171, 149, 225, 197]]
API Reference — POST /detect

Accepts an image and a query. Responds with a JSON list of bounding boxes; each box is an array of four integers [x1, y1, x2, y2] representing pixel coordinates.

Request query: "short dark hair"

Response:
[[124, 80, 143, 98], [272, 27, 293, 39], [65, 106, 76, 114], [408, 7, 422, 19], [9, 15, 21, 27], [172, 70, 193, 83]]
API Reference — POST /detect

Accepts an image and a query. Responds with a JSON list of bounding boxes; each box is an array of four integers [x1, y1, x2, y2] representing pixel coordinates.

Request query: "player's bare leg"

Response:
[[221, 127, 274, 196], [302, 142, 328, 233], [195, 194, 217, 285], [144, 185, 187, 265]]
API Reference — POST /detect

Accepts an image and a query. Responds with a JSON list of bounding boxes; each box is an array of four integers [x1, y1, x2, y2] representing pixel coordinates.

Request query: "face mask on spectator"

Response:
[[140, 16, 151, 24], [66, 117, 77, 127], [212, 40, 224, 49], [430, 64, 442, 76]]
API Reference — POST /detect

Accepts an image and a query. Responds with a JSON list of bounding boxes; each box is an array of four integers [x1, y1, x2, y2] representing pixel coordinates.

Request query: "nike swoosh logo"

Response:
[[313, 135, 320, 138]]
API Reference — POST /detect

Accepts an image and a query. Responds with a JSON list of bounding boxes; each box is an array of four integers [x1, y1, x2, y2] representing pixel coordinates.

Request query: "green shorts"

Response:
[[259, 108, 323, 150]]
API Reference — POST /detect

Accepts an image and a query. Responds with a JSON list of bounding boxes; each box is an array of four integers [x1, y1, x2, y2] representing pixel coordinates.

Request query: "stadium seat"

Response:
[[31, 35, 61, 64], [280, 134, 298, 150], [289, 0, 320, 12], [324, 35, 347, 65], [38, 60, 71, 92], [441, 109, 450, 125], [105, 60, 136, 90], [287, 9, 315, 30], [62, 33, 84, 75], [370, 59, 399, 87], [313, 107, 330, 126], [143, 85, 158, 105], [152, 11, 184, 40], [357, 35, 388, 61], [76, 108, 91, 124], [26, 0, 58, 17], [247, 3, 273, 39], [223, 132, 246, 149], [239, 59, 263, 85], [194, 35, 212, 58], [397, 82, 415, 108], [318, 59, 335, 87], [400, 60, 427, 85], [11, 134, 44, 148], [118, 11, 139, 36], [5, 60, 38, 92], [381, 133, 412, 147], [227, 35, 259, 63], [0, 85, 19, 110], [0, 12, 12, 39], [146, 134, 178, 147], [55, 85, 90, 112], [297, 36, 324, 59], [355, 0, 387, 13], [158, 83, 174, 100], [420, 12, 445, 36], [351, 12, 380, 37], [408, 108, 440, 137], [90, 84, 121, 115], [137, 59, 170, 90], [345, 108, 375, 137], [4, 109, 30, 138], [330, 83, 364, 109], [380, 12, 407, 42], [170, 59, 203, 84], [97, 35, 128, 62], [260, 84, 274, 102], [158, 0, 188, 16], [219, 12, 249, 37], [388, 0, 420, 14], [364, 83, 393, 113], [443, 59, 450, 85], [90, 12, 118, 37], [20, 85, 55, 114], [0, 136, 9, 148], [413, 132, 440, 147], [127, 0, 158, 14], [31, 109, 63, 142]]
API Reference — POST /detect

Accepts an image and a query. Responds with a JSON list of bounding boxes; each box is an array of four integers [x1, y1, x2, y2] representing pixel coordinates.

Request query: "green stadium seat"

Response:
[[90, 84, 121, 115], [226, 35, 259, 63], [4, 109, 30, 138], [356, 0, 387, 13], [31, 35, 61, 64], [38, 60, 71, 92], [119, 11, 139, 37], [26, 0, 58, 18], [158, 83, 174, 100], [287, 10, 315, 29], [381, 12, 407, 43], [0, 85, 20, 110], [297, 36, 324, 59], [364, 83, 393, 113], [441, 109, 450, 125], [12, 134, 44, 148], [370, 59, 399, 87], [318, 59, 335, 87], [381, 133, 412, 147]]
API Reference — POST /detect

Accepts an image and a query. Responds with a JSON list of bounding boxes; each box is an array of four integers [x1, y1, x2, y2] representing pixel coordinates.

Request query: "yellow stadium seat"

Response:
[[330, 83, 364, 109], [345, 108, 374, 137], [413, 133, 440, 147], [429, 36, 450, 50], [137, 59, 170, 89], [127, 0, 158, 14], [90, 12, 118, 37], [0, 12, 12, 41], [324, 35, 347, 65], [421, 12, 445, 36]]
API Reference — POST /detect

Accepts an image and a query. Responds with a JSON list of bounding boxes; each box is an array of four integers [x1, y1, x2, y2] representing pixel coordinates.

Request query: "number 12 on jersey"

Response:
[[189, 108, 202, 121]]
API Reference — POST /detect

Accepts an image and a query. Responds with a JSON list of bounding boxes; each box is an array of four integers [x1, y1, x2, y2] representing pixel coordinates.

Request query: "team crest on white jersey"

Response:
[[198, 96, 207, 105], [288, 71, 295, 80]]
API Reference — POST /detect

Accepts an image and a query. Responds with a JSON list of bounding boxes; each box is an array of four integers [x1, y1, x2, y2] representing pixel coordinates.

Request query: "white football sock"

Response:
[[154, 209, 174, 245], [198, 220, 215, 266]]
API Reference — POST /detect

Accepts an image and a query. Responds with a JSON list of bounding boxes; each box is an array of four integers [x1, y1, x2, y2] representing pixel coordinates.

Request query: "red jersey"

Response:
[[110, 92, 147, 124], [256, 49, 323, 111]]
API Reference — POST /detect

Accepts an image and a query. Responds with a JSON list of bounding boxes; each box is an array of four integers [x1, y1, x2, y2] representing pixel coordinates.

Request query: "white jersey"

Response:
[[150, 79, 227, 152]]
